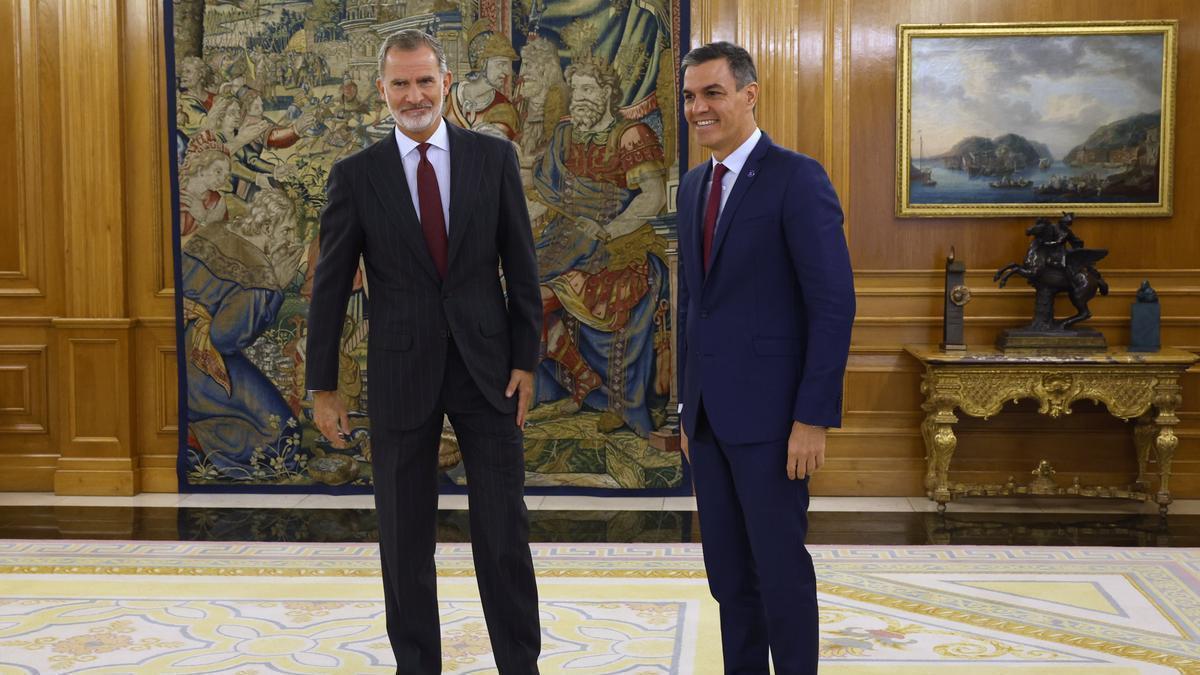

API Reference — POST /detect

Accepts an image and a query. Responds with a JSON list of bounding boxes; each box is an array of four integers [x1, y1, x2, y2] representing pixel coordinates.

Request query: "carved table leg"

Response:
[[1132, 412, 1156, 492], [1153, 379, 1183, 515], [921, 404, 936, 495], [919, 368, 960, 512], [930, 406, 958, 511], [1154, 426, 1178, 515]]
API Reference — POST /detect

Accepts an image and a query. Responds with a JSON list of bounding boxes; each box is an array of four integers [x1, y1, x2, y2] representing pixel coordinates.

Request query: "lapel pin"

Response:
[[746, 169, 757, 178]]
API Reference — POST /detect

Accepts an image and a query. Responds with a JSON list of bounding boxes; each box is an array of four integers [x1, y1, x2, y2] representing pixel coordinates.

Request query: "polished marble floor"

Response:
[[1, 493, 1197, 546]]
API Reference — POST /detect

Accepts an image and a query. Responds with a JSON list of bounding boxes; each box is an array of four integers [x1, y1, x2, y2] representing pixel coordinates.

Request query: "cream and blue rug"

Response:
[[0, 542, 1196, 673]]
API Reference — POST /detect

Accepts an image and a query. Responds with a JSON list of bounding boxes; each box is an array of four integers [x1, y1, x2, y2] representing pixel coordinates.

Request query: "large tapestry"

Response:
[[170, 0, 685, 491]]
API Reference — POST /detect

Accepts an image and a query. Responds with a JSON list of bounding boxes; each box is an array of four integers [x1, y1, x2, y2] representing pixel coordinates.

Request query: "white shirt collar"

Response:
[[393, 117, 450, 158], [711, 127, 762, 176]]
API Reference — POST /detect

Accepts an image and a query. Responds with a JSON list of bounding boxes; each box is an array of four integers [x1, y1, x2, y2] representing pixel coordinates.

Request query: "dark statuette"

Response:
[[1136, 279, 1159, 303], [1130, 280, 1161, 352], [941, 246, 970, 351], [993, 213, 1110, 351]]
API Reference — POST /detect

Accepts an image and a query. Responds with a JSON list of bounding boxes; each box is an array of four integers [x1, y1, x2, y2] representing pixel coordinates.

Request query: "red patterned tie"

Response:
[[702, 162, 728, 274], [417, 142, 448, 279]]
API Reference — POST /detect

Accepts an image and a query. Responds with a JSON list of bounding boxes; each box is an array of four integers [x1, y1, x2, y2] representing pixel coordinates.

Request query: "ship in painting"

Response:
[[1035, 172, 1103, 198], [989, 173, 1033, 189], [911, 132, 937, 186]]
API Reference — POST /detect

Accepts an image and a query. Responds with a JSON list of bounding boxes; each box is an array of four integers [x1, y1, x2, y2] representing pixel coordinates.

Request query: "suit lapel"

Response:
[[705, 133, 771, 284], [686, 166, 710, 290], [445, 123, 481, 274], [364, 132, 441, 285]]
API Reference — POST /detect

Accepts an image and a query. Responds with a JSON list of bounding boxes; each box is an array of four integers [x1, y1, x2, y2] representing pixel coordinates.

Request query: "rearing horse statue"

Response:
[[994, 213, 1109, 330]]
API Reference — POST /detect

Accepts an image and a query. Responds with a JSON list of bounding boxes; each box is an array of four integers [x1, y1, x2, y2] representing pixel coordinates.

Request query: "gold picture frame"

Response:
[[896, 21, 1177, 218]]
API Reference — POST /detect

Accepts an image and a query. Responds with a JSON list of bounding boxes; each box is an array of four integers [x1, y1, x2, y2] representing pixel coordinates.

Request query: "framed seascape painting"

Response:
[[896, 21, 1177, 218]]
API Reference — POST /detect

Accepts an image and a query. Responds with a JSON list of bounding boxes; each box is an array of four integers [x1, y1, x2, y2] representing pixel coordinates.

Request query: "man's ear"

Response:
[[743, 81, 759, 108]]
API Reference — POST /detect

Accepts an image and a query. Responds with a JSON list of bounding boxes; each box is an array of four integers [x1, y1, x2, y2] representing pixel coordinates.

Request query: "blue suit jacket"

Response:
[[677, 133, 855, 444]]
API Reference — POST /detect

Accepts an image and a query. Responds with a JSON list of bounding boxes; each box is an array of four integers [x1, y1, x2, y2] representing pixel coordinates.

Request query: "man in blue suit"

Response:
[[677, 42, 855, 674]]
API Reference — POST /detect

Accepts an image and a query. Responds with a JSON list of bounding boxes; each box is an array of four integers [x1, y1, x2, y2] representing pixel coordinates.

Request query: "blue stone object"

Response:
[[1130, 280, 1160, 352]]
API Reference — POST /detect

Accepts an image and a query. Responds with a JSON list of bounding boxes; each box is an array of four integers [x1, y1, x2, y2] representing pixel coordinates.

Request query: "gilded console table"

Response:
[[904, 346, 1198, 513]]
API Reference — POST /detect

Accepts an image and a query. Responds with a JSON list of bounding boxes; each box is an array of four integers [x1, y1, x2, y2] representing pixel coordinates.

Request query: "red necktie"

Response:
[[417, 142, 448, 279], [702, 162, 729, 273]]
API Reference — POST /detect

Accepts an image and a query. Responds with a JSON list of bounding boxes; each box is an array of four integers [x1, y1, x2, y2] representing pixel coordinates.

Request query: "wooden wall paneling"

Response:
[[47, 0, 141, 495], [58, 0, 127, 319], [124, 0, 177, 491], [125, 0, 175, 316], [0, 319, 56, 490], [854, 273, 1200, 322], [824, 0, 851, 229], [818, 348, 925, 495], [52, 319, 138, 495], [737, 0, 801, 154], [0, 0, 56, 317], [135, 320, 178, 492], [32, 0, 64, 316], [814, 445, 928, 495], [0, 344, 47, 433], [0, 0, 32, 292]]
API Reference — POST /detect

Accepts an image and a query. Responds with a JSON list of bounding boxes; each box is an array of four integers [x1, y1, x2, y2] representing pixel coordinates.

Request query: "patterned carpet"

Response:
[[0, 542, 1196, 673]]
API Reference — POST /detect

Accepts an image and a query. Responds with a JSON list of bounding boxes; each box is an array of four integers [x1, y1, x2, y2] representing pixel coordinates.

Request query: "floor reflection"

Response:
[[1, 507, 1197, 546]]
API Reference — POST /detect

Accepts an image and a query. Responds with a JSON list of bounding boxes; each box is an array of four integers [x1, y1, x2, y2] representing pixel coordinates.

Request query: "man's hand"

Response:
[[680, 425, 690, 464], [506, 369, 534, 428], [787, 421, 826, 480], [313, 390, 351, 449]]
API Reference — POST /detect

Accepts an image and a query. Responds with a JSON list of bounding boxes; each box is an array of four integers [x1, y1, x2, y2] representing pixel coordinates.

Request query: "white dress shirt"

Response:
[[703, 127, 763, 228], [393, 118, 452, 233]]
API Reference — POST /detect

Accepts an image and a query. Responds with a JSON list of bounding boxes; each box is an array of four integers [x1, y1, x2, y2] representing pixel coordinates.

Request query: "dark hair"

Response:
[[680, 41, 757, 90]]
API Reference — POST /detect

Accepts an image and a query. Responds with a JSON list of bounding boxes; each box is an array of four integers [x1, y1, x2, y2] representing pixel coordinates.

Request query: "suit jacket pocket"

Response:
[[479, 320, 507, 338], [753, 336, 801, 356], [373, 332, 414, 351]]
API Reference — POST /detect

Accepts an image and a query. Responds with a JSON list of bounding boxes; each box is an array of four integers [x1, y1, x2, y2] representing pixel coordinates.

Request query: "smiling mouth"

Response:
[[694, 120, 718, 128]]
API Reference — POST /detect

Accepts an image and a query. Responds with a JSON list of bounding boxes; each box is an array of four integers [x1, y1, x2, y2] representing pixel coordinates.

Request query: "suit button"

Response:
[[442, 293, 452, 300], [700, 311, 709, 319], [440, 330, 449, 338]]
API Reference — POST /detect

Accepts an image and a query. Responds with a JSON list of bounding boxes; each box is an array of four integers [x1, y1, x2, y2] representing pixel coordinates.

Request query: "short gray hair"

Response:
[[377, 29, 448, 78], [680, 41, 757, 90]]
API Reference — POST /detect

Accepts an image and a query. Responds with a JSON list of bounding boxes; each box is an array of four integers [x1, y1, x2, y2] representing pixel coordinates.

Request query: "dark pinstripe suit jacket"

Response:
[[305, 121, 541, 430]]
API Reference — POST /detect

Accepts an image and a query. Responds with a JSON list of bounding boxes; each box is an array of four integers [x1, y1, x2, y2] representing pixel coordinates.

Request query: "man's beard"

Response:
[[392, 104, 438, 132], [486, 73, 509, 93], [570, 100, 604, 129]]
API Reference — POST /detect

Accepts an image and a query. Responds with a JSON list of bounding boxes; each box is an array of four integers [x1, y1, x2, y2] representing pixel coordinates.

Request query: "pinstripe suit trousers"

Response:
[[371, 336, 540, 674]]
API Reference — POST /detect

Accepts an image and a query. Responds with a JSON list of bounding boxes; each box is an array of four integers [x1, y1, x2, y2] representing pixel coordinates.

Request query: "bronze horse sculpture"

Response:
[[994, 213, 1109, 331]]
